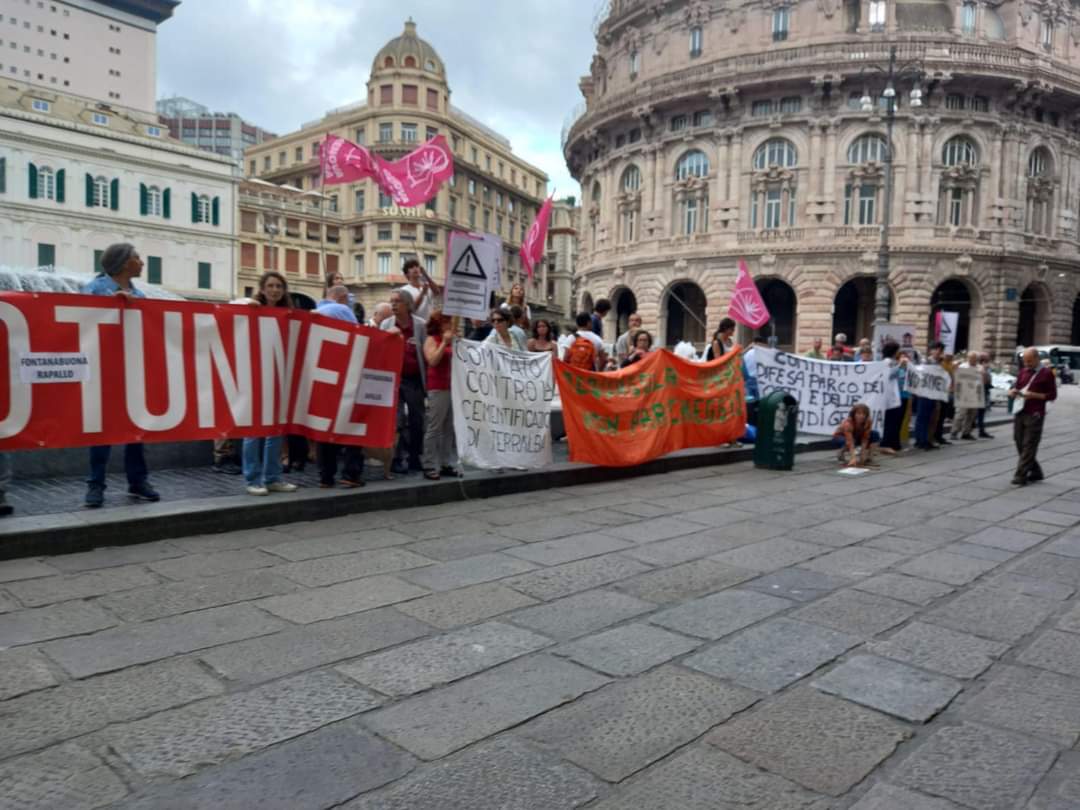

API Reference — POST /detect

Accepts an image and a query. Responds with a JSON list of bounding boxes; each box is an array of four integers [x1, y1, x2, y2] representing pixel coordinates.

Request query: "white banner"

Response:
[[954, 366, 984, 410], [905, 364, 951, 402], [451, 338, 554, 470], [755, 348, 889, 435], [442, 233, 501, 321], [936, 311, 959, 354]]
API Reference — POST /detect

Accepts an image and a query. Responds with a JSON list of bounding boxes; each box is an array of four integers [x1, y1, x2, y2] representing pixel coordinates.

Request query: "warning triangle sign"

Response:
[[450, 244, 487, 279]]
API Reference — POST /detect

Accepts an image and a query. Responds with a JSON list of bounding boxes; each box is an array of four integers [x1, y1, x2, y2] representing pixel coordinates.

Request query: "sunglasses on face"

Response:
[[492, 317, 506, 323]]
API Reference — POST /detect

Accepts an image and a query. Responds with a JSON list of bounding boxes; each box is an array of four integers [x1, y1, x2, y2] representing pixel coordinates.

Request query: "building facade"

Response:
[[564, 0, 1080, 357], [157, 96, 276, 167], [0, 0, 176, 113], [0, 79, 237, 300], [241, 20, 553, 319], [548, 198, 580, 326]]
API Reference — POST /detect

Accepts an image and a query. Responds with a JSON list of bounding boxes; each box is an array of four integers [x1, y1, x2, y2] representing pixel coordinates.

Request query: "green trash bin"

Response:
[[754, 391, 799, 470]]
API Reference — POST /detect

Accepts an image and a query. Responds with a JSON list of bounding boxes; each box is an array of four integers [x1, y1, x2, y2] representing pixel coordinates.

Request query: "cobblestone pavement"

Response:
[[1, 390, 1079, 809]]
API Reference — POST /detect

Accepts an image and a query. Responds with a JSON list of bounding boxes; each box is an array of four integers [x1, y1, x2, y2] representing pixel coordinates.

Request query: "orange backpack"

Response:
[[565, 334, 597, 371]]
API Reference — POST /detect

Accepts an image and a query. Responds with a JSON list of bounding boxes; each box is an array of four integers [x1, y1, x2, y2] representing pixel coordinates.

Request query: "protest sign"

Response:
[[555, 348, 745, 467], [0, 293, 402, 450], [754, 347, 889, 434], [954, 366, 984, 410], [904, 363, 951, 402], [935, 311, 959, 354], [873, 323, 920, 361], [442, 232, 501, 320], [451, 338, 554, 469]]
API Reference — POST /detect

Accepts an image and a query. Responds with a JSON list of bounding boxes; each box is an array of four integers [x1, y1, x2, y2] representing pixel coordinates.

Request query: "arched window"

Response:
[[147, 185, 162, 216], [689, 25, 703, 56], [383, 56, 394, 68], [1028, 148, 1050, 177], [93, 175, 110, 208], [196, 194, 211, 223], [1026, 148, 1054, 235], [621, 165, 642, 192], [425, 59, 437, 71], [675, 150, 710, 180], [752, 138, 797, 170], [37, 166, 55, 200], [404, 56, 416, 68], [961, 1, 977, 34], [847, 134, 887, 164], [591, 181, 602, 202], [942, 137, 978, 167]]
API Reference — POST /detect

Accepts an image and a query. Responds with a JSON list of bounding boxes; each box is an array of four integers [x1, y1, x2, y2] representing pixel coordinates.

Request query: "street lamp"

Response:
[[860, 46, 924, 326]]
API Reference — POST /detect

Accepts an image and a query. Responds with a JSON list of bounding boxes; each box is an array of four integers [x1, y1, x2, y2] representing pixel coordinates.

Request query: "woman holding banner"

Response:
[[880, 341, 906, 454], [486, 309, 527, 352], [421, 311, 458, 480], [239, 272, 299, 497], [527, 319, 559, 357], [620, 331, 654, 368], [82, 243, 161, 508]]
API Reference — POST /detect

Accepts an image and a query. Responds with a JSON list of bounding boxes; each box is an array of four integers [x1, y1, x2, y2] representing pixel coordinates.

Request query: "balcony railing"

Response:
[[737, 228, 806, 243]]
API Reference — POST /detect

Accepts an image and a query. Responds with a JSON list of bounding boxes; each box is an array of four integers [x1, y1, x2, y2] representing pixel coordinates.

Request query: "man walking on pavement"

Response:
[[1010, 347, 1057, 486]]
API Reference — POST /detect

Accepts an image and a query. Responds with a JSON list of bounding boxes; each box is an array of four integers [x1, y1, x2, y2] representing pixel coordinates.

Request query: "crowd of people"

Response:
[[0, 244, 1059, 516]]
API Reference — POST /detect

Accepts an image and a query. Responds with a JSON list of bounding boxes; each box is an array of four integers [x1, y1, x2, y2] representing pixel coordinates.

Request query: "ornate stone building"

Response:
[[563, 0, 1080, 356], [241, 21, 553, 317]]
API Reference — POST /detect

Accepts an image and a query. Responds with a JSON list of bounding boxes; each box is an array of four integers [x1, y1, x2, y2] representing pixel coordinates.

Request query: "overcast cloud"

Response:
[[157, 0, 600, 199]]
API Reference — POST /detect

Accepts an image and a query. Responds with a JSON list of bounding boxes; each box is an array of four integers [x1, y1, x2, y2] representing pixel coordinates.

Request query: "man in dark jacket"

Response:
[[1010, 347, 1057, 486]]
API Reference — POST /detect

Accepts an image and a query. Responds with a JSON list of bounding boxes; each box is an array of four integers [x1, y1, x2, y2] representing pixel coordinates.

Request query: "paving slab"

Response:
[[521, 666, 758, 781], [868, 621, 1009, 679], [0, 743, 128, 810], [651, 589, 794, 640], [360, 655, 609, 760], [0, 559, 61, 583], [706, 687, 911, 796], [711, 538, 830, 573], [503, 553, 650, 600], [99, 670, 382, 779], [200, 608, 432, 683], [893, 722, 1057, 810], [849, 783, 962, 810], [398, 552, 537, 591], [963, 526, 1049, 553], [741, 567, 851, 603], [1026, 750, 1080, 810], [812, 654, 962, 723], [897, 550, 1002, 585], [404, 533, 523, 561], [1018, 629, 1080, 678], [587, 746, 830, 810], [259, 528, 419, 561], [852, 573, 956, 605], [961, 664, 1080, 747], [503, 533, 634, 566], [600, 516, 710, 544], [865, 535, 942, 556], [96, 569, 297, 622], [684, 617, 859, 693], [943, 542, 1016, 562], [272, 548, 434, 587], [0, 647, 57, 701], [0, 599, 116, 648], [622, 531, 758, 565], [0, 658, 224, 757], [500, 515, 602, 543], [147, 549, 279, 580], [923, 585, 1057, 642], [1008, 552, 1080, 586], [553, 623, 703, 677], [1044, 535, 1080, 559], [792, 589, 916, 639], [987, 572, 1075, 601], [41, 603, 286, 678], [394, 582, 539, 629], [799, 547, 906, 579], [816, 519, 893, 540], [1056, 601, 1080, 634], [507, 588, 655, 640], [45, 542, 185, 573], [614, 559, 755, 604], [116, 719, 415, 810], [343, 737, 600, 810], [256, 576, 428, 624], [4, 565, 160, 607]]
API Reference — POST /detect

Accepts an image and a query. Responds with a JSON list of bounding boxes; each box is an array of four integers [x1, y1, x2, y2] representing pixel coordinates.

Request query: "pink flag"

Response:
[[728, 258, 771, 329], [375, 135, 455, 208], [320, 134, 380, 186], [520, 196, 553, 279]]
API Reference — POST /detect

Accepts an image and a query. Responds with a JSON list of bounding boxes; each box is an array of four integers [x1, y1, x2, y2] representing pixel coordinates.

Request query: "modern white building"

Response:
[[0, 80, 236, 300]]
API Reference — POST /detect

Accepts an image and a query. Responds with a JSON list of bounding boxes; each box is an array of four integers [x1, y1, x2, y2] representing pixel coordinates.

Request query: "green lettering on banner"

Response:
[[663, 367, 678, 389], [651, 402, 666, 425], [668, 399, 681, 426]]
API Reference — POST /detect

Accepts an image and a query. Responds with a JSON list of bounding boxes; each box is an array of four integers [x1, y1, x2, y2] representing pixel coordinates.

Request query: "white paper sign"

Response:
[[755, 347, 889, 435], [954, 366, 984, 410], [354, 369, 397, 408], [936, 311, 959, 354], [19, 353, 90, 383], [451, 338, 554, 469], [905, 364, 951, 402], [442, 232, 501, 320], [872, 323, 920, 362]]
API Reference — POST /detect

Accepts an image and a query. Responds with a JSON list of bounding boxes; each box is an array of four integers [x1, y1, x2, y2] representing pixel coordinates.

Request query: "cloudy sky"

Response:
[[157, 0, 600, 199]]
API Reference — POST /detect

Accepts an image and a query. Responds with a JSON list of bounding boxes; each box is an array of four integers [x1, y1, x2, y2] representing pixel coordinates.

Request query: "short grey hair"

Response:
[[392, 288, 414, 312], [328, 285, 349, 302], [100, 243, 137, 277]]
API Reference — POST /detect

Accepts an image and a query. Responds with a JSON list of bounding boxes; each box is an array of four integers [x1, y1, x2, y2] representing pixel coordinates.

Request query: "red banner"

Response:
[[555, 348, 746, 467], [0, 293, 403, 450]]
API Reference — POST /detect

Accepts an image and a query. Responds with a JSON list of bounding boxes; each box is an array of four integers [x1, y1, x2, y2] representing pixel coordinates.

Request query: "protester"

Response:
[[315, 286, 365, 488], [951, 351, 981, 441], [421, 311, 458, 480], [806, 337, 825, 360], [936, 352, 956, 446], [564, 312, 606, 370], [914, 341, 945, 450], [834, 403, 880, 468], [325, 270, 345, 294], [381, 288, 427, 475], [353, 300, 366, 325], [212, 439, 241, 475], [486, 308, 527, 351], [880, 341, 906, 454], [1010, 346, 1057, 486], [399, 257, 435, 322], [369, 302, 392, 329], [527, 318, 560, 357], [0, 452, 12, 517], [620, 330, 654, 368], [833, 333, 852, 360], [467, 314, 493, 342], [81, 243, 160, 508], [615, 313, 644, 363], [239, 271, 300, 496], [591, 298, 611, 340], [501, 283, 532, 325], [898, 348, 916, 446], [856, 347, 874, 363], [705, 318, 737, 361], [508, 305, 529, 346], [977, 351, 994, 438], [827, 345, 847, 362]]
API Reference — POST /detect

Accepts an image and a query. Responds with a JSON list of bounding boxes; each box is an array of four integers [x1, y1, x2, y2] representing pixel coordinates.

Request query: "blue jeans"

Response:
[[914, 397, 937, 447], [242, 436, 283, 487], [88, 444, 147, 489]]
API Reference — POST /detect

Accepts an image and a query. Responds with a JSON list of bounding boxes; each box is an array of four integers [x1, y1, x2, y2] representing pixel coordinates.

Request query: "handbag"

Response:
[[1009, 368, 1051, 417]]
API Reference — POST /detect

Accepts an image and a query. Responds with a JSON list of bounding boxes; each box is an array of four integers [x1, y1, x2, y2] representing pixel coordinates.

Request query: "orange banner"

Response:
[[555, 348, 746, 467]]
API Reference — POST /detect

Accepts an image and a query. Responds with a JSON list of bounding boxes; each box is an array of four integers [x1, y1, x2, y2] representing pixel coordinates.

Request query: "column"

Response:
[[920, 119, 935, 195], [906, 119, 920, 195], [729, 131, 743, 209], [651, 144, 664, 212], [809, 122, 823, 197], [990, 127, 1004, 198], [964, 183, 975, 226], [823, 122, 838, 205], [718, 132, 731, 200]]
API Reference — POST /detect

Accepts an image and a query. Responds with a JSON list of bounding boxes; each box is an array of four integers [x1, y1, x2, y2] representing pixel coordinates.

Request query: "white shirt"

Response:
[[398, 283, 434, 322]]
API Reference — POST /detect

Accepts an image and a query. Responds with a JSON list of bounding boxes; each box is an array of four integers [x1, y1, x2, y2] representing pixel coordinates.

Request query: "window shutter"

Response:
[[139, 183, 147, 216], [28, 162, 37, 198], [191, 192, 198, 222], [211, 196, 220, 226], [163, 188, 171, 219], [56, 169, 65, 203], [85, 173, 93, 206], [110, 178, 119, 211]]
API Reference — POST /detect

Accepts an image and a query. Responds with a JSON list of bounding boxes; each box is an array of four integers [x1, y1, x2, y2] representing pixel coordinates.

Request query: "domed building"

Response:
[[563, 0, 1080, 357], [240, 21, 562, 317]]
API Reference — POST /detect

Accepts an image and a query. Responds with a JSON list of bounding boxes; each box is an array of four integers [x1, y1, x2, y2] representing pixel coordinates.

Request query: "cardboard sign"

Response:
[[442, 232, 501, 320], [872, 323, 920, 361], [954, 366, 985, 410], [905, 363, 952, 403]]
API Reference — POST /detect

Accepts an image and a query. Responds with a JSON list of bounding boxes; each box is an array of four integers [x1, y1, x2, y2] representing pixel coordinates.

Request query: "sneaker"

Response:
[[440, 466, 461, 478], [1010, 477, 1027, 487], [961, 434, 977, 441], [85, 484, 105, 508], [1028, 471, 1045, 483], [391, 459, 410, 476], [128, 482, 160, 502], [246, 485, 269, 496], [267, 482, 298, 493]]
